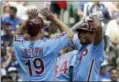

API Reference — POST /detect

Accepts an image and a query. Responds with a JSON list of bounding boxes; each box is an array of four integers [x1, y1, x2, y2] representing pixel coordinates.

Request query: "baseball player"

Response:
[[55, 47, 77, 81], [13, 8, 74, 81], [72, 15, 104, 81]]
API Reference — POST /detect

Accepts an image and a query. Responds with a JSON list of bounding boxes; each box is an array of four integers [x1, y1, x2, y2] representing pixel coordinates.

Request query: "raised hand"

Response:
[[27, 8, 39, 19], [40, 8, 55, 21]]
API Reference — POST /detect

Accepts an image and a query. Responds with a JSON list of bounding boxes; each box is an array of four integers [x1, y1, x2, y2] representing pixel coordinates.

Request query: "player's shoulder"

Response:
[[93, 39, 104, 46], [51, 32, 68, 39], [46, 32, 68, 44], [14, 35, 24, 42]]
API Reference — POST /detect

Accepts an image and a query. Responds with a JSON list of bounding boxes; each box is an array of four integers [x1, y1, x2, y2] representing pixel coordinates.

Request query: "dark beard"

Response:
[[80, 41, 89, 45]]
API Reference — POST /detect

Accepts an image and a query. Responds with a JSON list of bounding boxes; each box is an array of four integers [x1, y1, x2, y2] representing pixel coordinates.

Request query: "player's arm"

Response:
[[14, 21, 27, 36], [91, 15, 103, 44], [40, 8, 74, 40]]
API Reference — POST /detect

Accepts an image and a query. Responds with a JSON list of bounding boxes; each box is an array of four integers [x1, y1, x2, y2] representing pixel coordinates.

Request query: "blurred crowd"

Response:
[[1, 0, 119, 81]]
